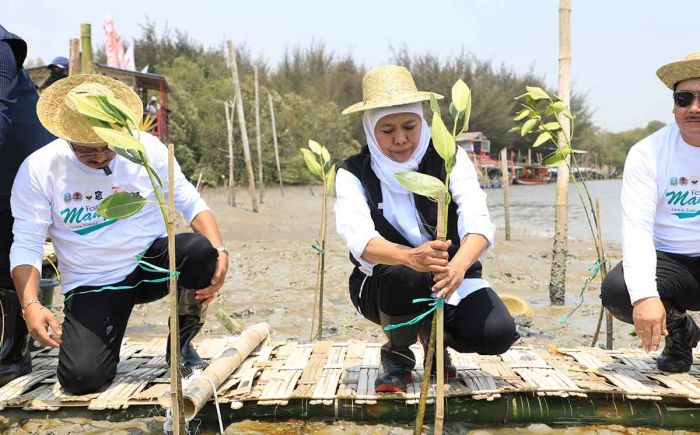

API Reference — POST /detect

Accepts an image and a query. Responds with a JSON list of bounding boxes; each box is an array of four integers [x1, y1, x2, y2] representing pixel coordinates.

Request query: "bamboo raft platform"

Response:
[[4, 337, 700, 429]]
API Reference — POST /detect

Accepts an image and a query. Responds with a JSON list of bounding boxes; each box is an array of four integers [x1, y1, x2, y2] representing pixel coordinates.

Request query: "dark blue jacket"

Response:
[[0, 25, 55, 211]]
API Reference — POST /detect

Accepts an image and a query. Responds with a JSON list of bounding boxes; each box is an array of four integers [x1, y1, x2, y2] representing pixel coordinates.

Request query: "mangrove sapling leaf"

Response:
[[96, 96, 128, 126], [513, 109, 530, 121], [542, 121, 562, 131], [326, 164, 336, 195], [97, 191, 147, 219], [448, 102, 460, 119], [320, 146, 331, 165], [69, 93, 120, 124], [112, 146, 143, 165], [521, 118, 538, 136], [550, 100, 566, 112], [542, 147, 571, 167], [533, 132, 552, 148], [103, 94, 140, 127], [431, 113, 456, 162], [300, 148, 323, 178], [430, 93, 441, 117], [308, 140, 324, 158], [526, 86, 551, 101], [93, 127, 146, 152], [451, 79, 470, 113], [395, 171, 446, 200], [146, 164, 164, 188]]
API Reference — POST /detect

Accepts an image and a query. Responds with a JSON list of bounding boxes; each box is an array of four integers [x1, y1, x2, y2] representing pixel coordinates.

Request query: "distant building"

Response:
[[456, 131, 490, 154]]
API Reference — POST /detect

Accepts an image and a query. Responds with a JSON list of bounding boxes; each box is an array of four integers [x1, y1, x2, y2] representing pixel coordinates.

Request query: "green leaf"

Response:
[[325, 164, 336, 195], [543, 121, 561, 131], [320, 146, 331, 164], [520, 118, 538, 136], [103, 94, 140, 127], [532, 132, 551, 148], [526, 86, 550, 101], [448, 102, 459, 119], [513, 109, 530, 121], [542, 147, 571, 167], [308, 139, 323, 156], [550, 101, 566, 112], [146, 164, 164, 188], [92, 127, 146, 152], [97, 191, 147, 219], [300, 148, 322, 179], [111, 146, 143, 165], [429, 93, 441, 116], [96, 96, 127, 126], [431, 113, 456, 162], [561, 110, 574, 120], [451, 79, 471, 113], [69, 94, 119, 124], [461, 92, 472, 134], [395, 171, 446, 199]]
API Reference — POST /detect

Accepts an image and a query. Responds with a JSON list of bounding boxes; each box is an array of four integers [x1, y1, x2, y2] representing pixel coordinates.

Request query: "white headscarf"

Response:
[[362, 102, 431, 194]]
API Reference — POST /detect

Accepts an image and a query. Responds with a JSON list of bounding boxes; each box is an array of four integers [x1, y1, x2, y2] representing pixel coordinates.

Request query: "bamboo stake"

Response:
[[434, 194, 446, 434], [500, 148, 511, 241], [268, 92, 284, 196], [414, 315, 436, 435], [224, 98, 237, 206], [68, 39, 80, 76], [80, 24, 94, 74], [549, 0, 572, 305], [226, 40, 258, 213], [593, 198, 613, 349], [167, 143, 185, 433], [311, 181, 329, 340], [215, 308, 244, 335], [195, 172, 203, 192], [254, 65, 264, 204]]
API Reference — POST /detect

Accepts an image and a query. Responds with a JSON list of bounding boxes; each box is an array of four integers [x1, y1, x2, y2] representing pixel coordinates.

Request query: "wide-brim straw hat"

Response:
[[341, 65, 443, 115], [37, 74, 143, 145], [657, 52, 700, 90]]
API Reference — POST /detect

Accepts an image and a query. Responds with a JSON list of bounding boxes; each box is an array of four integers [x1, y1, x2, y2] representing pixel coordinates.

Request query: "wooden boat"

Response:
[[513, 164, 553, 185], [4, 334, 700, 430]]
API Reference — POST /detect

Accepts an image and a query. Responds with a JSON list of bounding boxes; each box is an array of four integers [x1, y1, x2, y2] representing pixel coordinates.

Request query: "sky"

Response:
[[2, 0, 698, 132]]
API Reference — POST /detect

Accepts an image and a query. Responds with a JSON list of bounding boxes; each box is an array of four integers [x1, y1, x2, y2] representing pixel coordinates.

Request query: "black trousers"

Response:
[[352, 264, 519, 355], [57, 233, 217, 395], [601, 251, 700, 324]]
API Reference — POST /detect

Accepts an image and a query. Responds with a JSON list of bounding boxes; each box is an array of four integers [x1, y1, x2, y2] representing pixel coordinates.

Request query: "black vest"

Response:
[[340, 143, 483, 300]]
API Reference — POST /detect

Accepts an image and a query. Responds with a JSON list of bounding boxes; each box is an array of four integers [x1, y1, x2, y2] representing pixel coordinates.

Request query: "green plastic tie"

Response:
[[558, 258, 607, 325], [384, 296, 445, 331], [311, 242, 325, 256]]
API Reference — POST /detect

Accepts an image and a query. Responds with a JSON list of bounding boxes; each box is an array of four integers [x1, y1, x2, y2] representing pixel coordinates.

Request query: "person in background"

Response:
[[0, 24, 55, 387]]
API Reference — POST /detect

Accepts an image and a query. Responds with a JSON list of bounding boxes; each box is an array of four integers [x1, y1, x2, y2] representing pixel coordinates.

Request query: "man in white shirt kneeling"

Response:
[[602, 52, 700, 373]]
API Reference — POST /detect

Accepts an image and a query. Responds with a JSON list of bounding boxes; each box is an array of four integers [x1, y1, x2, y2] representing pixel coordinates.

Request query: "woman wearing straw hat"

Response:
[[335, 65, 519, 393], [9, 74, 229, 394], [602, 52, 700, 373]]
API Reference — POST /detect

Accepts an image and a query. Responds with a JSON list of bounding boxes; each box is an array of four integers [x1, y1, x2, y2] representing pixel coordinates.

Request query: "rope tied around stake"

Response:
[[384, 296, 445, 331], [559, 257, 608, 325], [311, 242, 325, 256]]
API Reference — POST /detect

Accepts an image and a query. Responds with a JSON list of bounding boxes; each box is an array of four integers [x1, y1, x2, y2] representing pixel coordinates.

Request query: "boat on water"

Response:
[[513, 164, 553, 185]]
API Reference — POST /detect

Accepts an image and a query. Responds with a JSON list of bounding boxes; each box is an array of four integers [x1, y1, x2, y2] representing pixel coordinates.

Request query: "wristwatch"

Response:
[[216, 245, 229, 255]]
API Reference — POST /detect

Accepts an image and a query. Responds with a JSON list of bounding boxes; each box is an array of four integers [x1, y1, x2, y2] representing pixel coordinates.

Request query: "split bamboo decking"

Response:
[[3, 337, 700, 429]]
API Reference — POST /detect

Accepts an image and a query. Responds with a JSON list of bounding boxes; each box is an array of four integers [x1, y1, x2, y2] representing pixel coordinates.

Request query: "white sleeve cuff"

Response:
[[458, 213, 497, 247], [9, 248, 43, 276], [183, 198, 210, 223]]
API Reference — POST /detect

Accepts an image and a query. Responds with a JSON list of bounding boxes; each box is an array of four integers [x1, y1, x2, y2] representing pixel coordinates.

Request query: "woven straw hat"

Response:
[[37, 74, 143, 145], [657, 52, 700, 89], [341, 65, 442, 115]]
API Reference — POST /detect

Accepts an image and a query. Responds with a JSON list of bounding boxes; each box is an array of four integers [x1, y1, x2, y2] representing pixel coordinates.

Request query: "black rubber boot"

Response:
[[374, 311, 418, 393], [0, 288, 32, 386], [166, 288, 209, 378], [657, 304, 700, 373], [418, 316, 458, 380]]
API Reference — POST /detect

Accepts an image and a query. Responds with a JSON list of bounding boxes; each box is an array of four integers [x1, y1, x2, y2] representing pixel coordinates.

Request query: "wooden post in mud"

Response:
[[68, 39, 80, 76], [167, 143, 186, 433], [527, 148, 532, 165], [268, 92, 284, 196], [79, 24, 94, 74], [227, 39, 259, 213], [224, 98, 237, 206], [500, 148, 511, 241], [254, 65, 265, 204], [195, 172, 203, 192]]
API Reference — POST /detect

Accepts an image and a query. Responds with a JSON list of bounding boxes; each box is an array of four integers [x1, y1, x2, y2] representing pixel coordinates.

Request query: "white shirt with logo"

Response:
[[10, 133, 208, 294], [622, 122, 700, 304]]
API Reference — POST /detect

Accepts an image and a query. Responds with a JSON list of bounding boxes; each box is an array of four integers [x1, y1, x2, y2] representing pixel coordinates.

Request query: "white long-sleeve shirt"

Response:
[[335, 147, 497, 305], [622, 123, 700, 304], [10, 133, 209, 293]]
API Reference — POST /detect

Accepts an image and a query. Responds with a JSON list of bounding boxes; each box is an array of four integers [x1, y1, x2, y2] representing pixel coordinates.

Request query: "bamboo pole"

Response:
[[311, 182, 329, 340], [414, 315, 436, 435], [68, 39, 80, 76], [80, 24, 94, 74], [226, 40, 258, 213], [215, 309, 244, 335], [195, 172, 203, 192], [434, 194, 446, 434], [593, 198, 613, 349], [549, 0, 572, 305], [500, 148, 511, 241], [224, 98, 237, 206], [164, 323, 270, 421], [254, 65, 264, 204], [167, 143, 185, 433], [268, 92, 284, 196]]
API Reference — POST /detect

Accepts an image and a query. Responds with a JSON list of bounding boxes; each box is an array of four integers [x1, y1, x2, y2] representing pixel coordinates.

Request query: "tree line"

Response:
[[112, 22, 662, 185]]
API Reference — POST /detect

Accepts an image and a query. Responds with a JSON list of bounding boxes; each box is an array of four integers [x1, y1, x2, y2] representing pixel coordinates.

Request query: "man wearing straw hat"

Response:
[[602, 52, 700, 373], [0, 24, 55, 387], [9, 74, 229, 394], [335, 65, 518, 393]]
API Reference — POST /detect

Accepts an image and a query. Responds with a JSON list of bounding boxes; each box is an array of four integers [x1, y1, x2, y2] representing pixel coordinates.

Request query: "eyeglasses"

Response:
[[673, 90, 700, 108], [69, 143, 116, 160]]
